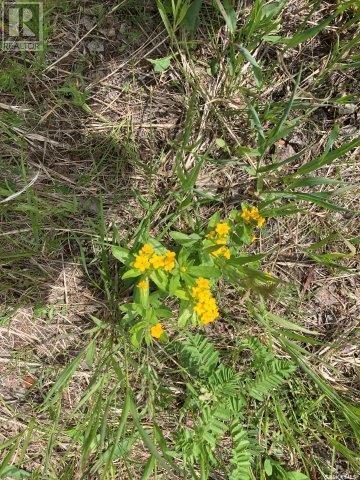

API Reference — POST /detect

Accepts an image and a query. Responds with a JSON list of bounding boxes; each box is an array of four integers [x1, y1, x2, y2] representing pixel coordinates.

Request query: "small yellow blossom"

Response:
[[191, 277, 219, 325], [215, 222, 230, 236], [137, 279, 148, 290], [140, 243, 154, 256], [133, 244, 177, 273], [133, 254, 150, 272], [257, 216, 265, 228], [150, 254, 165, 269], [196, 277, 210, 289], [215, 237, 227, 245], [241, 206, 265, 228], [212, 246, 231, 259], [150, 323, 164, 339], [163, 250, 176, 272], [207, 221, 231, 261]]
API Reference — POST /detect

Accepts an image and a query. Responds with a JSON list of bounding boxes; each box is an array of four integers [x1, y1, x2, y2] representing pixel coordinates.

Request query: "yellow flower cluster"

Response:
[[191, 277, 219, 325], [133, 244, 176, 273], [207, 222, 231, 259], [150, 322, 164, 339], [241, 206, 265, 227]]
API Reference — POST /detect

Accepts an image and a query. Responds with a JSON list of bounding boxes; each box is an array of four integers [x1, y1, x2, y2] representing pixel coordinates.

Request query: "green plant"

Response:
[[112, 206, 274, 347]]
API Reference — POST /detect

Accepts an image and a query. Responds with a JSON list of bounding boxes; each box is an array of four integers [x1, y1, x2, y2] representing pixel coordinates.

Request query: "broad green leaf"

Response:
[[112, 246, 131, 265], [188, 265, 221, 278], [156, 307, 172, 319], [182, 0, 202, 31], [264, 459, 273, 476], [228, 254, 266, 266], [170, 231, 201, 246], [147, 56, 172, 73], [178, 308, 192, 327], [122, 268, 142, 280], [150, 270, 168, 290], [0, 466, 30, 478], [285, 472, 310, 480]]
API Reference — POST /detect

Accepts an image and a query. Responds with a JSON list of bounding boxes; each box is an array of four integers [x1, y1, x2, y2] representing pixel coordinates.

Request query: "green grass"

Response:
[[0, 0, 359, 479]]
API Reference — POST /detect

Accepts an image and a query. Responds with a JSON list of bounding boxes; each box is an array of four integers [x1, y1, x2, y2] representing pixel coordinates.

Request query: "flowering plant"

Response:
[[112, 205, 274, 347]]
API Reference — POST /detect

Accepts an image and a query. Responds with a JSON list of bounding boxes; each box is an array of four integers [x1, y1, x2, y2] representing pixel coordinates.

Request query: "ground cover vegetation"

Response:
[[0, 0, 359, 479]]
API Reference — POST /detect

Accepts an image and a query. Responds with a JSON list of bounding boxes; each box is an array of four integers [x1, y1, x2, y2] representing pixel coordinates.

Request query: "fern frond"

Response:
[[208, 364, 241, 398], [248, 359, 296, 401], [229, 421, 253, 480], [181, 333, 219, 376]]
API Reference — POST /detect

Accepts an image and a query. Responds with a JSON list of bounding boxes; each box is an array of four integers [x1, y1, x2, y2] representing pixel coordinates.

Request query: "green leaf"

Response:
[[215, 137, 227, 149], [147, 56, 172, 73], [156, 307, 172, 319], [0, 466, 31, 478], [282, 15, 334, 48], [170, 231, 201, 246], [214, 0, 236, 33], [296, 135, 360, 175], [178, 308, 192, 328], [122, 269, 142, 280], [150, 270, 168, 290], [112, 246, 131, 265], [264, 191, 350, 212], [264, 459, 273, 476], [287, 177, 342, 188], [285, 472, 310, 480], [238, 45, 263, 87], [42, 351, 84, 407], [141, 455, 156, 480], [188, 265, 221, 278], [130, 321, 147, 348], [182, 0, 202, 31], [229, 254, 266, 267]]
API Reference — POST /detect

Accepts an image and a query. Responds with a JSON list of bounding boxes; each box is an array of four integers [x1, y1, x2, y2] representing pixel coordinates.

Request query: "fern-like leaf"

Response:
[[181, 333, 219, 376], [248, 359, 296, 401], [229, 421, 253, 480]]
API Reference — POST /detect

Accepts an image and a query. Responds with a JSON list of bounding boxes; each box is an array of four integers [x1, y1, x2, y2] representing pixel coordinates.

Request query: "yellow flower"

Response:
[[215, 237, 227, 245], [137, 279, 148, 290], [257, 216, 265, 228], [150, 323, 164, 339], [191, 277, 219, 325], [241, 206, 265, 228], [150, 254, 165, 269], [196, 277, 210, 289], [212, 246, 231, 259], [140, 243, 154, 256], [163, 250, 176, 272], [133, 254, 150, 272], [215, 222, 230, 236]]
